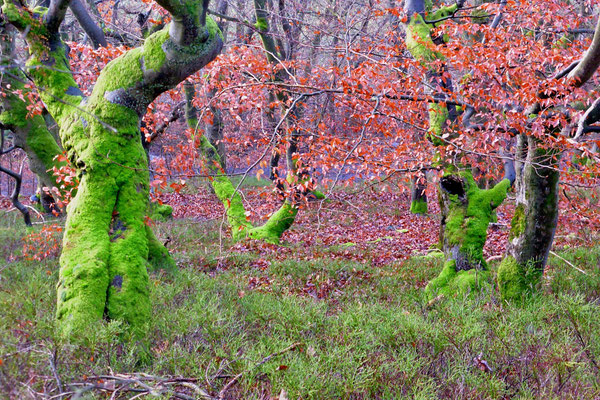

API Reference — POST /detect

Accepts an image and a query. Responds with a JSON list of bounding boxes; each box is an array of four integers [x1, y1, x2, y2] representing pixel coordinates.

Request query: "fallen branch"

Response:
[[62, 373, 214, 400]]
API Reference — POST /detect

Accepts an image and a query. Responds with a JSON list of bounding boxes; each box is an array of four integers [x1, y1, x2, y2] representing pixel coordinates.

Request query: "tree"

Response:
[[498, 14, 600, 300], [1, 0, 223, 338], [0, 21, 66, 218], [399, 0, 514, 296]]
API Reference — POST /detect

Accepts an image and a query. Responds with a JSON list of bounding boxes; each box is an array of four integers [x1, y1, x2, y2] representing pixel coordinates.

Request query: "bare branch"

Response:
[[568, 16, 600, 86], [574, 98, 600, 139], [69, 0, 107, 48], [45, 0, 71, 33]]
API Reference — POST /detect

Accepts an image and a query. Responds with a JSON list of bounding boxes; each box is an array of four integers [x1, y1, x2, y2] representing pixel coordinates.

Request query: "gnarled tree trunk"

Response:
[[427, 171, 511, 296], [185, 82, 300, 244], [1, 0, 223, 338]]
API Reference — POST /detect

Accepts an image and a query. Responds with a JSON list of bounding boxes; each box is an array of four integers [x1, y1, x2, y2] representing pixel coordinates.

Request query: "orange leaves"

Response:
[[169, 180, 187, 193], [22, 224, 63, 261], [47, 153, 79, 210]]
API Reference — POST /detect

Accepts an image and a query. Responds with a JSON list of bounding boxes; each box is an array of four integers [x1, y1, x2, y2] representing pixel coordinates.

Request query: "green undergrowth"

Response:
[[1, 215, 600, 399]]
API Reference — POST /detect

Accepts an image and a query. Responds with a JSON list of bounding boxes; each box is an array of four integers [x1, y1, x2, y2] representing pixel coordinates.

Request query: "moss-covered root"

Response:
[[149, 203, 173, 222], [56, 175, 116, 338], [105, 178, 151, 337], [248, 201, 298, 244], [146, 225, 176, 273], [425, 259, 491, 297], [410, 199, 428, 215]]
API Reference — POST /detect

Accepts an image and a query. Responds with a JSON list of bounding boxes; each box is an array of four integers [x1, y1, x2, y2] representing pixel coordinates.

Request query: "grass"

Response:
[[1, 203, 600, 399]]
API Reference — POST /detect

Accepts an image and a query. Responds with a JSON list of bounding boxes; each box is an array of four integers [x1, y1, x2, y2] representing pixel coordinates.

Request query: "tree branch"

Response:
[[568, 16, 600, 87], [69, 0, 107, 48], [45, 0, 71, 34]]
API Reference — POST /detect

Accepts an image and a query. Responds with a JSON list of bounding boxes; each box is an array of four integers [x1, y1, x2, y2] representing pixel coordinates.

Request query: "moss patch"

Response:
[[425, 259, 491, 297], [509, 204, 526, 240], [410, 199, 428, 215]]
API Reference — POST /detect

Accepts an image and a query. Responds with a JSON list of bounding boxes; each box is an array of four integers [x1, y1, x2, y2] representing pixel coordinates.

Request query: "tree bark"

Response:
[[498, 14, 600, 301], [409, 174, 427, 215], [497, 135, 560, 300]]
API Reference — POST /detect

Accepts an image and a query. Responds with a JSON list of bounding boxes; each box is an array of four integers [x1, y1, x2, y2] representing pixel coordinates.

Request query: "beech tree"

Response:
[[0, 0, 107, 218], [0, 0, 223, 337], [399, 0, 514, 296], [498, 15, 600, 300]]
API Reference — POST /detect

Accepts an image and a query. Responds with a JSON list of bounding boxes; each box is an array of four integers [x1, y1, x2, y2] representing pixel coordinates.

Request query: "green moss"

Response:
[[410, 199, 428, 215], [254, 17, 268, 31], [105, 175, 152, 339], [311, 190, 326, 200], [428, 172, 511, 297], [497, 256, 543, 302], [56, 174, 117, 339], [427, 102, 449, 143], [405, 4, 458, 64], [150, 203, 173, 222], [211, 173, 253, 240], [24, 45, 83, 128], [444, 173, 510, 268], [141, 28, 169, 73], [497, 255, 524, 301], [425, 259, 490, 298], [509, 204, 526, 240], [405, 14, 439, 64], [553, 34, 572, 49], [427, 4, 458, 21], [198, 133, 252, 238], [196, 135, 299, 243], [248, 201, 298, 244]]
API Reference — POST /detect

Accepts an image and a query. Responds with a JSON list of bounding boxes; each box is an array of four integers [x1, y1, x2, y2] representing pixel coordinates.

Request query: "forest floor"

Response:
[[1, 179, 600, 399]]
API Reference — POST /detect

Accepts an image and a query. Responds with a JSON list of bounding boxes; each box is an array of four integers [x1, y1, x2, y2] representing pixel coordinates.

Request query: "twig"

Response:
[[218, 342, 301, 399], [550, 250, 588, 275], [50, 347, 63, 394]]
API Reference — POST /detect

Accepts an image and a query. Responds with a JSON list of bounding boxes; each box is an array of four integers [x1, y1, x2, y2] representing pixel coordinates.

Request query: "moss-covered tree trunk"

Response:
[[403, 0, 514, 296], [410, 174, 427, 214], [498, 16, 600, 301], [403, 0, 461, 214], [184, 82, 299, 244], [427, 171, 511, 296], [497, 134, 559, 300], [2, 0, 223, 338]]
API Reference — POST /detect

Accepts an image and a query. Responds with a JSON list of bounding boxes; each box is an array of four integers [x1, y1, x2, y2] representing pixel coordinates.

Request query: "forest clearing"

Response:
[[1, 0, 600, 398]]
